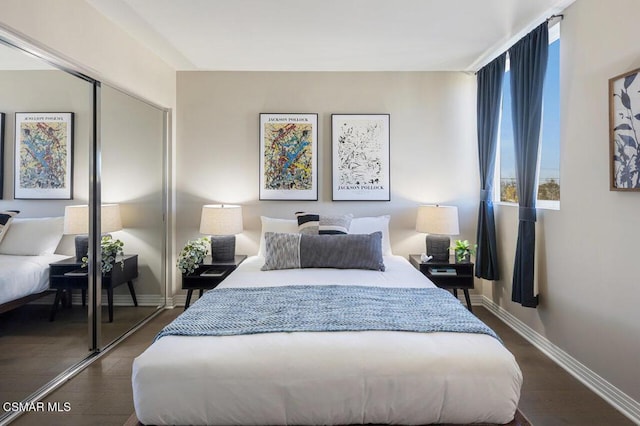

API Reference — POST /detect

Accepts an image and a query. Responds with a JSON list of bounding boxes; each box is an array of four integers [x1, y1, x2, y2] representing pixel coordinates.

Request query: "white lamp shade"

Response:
[[199, 204, 243, 236], [415, 205, 460, 235], [63, 204, 123, 235]]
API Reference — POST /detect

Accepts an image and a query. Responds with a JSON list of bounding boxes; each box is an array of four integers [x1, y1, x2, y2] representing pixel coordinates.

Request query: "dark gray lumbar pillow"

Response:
[[300, 231, 385, 271], [262, 231, 385, 271]]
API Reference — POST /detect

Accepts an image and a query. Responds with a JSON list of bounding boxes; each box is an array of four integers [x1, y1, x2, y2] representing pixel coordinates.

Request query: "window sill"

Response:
[[495, 200, 560, 211]]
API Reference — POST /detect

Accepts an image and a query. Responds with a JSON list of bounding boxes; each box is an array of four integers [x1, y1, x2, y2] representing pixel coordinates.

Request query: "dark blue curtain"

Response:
[[509, 22, 548, 308], [475, 54, 506, 280]]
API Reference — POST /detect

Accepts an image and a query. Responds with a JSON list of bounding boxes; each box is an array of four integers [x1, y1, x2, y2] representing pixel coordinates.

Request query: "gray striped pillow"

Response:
[[295, 212, 319, 234], [0, 210, 19, 244], [295, 212, 353, 235]]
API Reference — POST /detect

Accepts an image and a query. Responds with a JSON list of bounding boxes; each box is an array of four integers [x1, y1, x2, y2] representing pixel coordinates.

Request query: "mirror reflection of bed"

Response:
[[0, 213, 156, 405], [0, 39, 166, 410]]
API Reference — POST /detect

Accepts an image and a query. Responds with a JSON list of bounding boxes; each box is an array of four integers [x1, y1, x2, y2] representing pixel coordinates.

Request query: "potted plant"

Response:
[[82, 235, 125, 274], [177, 237, 210, 274], [453, 239, 476, 263]]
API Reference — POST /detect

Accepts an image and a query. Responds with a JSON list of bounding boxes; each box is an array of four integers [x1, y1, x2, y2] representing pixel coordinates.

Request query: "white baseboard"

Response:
[[482, 296, 640, 424], [30, 292, 165, 307]]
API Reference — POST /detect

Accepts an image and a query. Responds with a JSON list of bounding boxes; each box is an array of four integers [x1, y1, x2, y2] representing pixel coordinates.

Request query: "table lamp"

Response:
[[199, 204, 243, 261], [64, 204, 123, 260], [415, 205, 459, 262]]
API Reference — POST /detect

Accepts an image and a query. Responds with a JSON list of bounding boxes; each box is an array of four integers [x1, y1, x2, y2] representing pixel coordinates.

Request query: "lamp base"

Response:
[[75, 235, 89, 261], [211, 235, 235, 262], [426, 234, 450, 262], [74, 233, 112, 261]]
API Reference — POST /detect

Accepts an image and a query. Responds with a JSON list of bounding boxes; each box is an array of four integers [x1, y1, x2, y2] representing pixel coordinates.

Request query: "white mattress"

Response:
[[0, 254, 67, 305], [133, 256, 522, 425], [220, 255, 438, 289]]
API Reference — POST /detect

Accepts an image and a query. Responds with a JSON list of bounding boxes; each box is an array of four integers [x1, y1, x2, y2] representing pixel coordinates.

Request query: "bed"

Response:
[[0, 216, 66, 314], [0, 253, 68, 313], [133, 242, 522, 425]]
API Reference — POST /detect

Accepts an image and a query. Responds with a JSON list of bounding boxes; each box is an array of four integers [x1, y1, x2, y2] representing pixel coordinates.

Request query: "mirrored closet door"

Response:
[[0, 32, 168, 422], [99, 84, 167, 347], [0, 40, 96, 407]]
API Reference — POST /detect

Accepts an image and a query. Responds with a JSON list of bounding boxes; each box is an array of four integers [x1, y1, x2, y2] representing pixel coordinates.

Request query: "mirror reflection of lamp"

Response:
[[199, 204, 243, 262], [63, 204, 123, 261], [415, 205, 460, 262]]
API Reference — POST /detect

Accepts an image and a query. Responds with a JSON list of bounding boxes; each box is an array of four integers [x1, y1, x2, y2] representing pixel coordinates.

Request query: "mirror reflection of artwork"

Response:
[[332, 114, 390, 201], [259, 113, 318, 200], [14, 112, 74, 199]]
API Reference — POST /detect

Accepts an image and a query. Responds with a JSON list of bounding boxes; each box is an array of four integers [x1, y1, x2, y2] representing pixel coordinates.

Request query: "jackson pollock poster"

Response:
[[260, 113, 318, 200], [332, 114, 390, 201], [14, 112, 74, 199]]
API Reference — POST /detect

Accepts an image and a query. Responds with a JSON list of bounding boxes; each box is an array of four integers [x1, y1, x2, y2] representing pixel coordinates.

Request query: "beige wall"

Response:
[[490, 0, 640, 403], [176, 71, 479, 293], [0, 0, 175, 108]]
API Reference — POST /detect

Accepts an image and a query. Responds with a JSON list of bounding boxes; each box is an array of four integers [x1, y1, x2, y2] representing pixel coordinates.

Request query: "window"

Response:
[[497, 24, 560, 208]]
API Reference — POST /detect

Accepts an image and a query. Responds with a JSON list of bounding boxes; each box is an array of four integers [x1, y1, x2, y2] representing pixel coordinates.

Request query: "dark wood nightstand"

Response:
[[182, 255, 247, 309], [49, 254, 139, 322], [409, 254, 474, 311]]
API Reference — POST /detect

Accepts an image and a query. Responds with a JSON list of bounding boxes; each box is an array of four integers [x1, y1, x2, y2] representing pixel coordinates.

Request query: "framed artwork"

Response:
[[0, 113, 4, 199], [609, 68, 640, 191], [332, 114, 390, 201], [14, 112, 74, 199], [259, 113, 318, 200]]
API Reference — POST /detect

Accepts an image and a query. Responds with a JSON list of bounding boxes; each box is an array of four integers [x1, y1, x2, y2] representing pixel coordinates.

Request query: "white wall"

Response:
[[489, 0, 640, 404], [176, 71, 479, 295], [0, 0, 174, 108]]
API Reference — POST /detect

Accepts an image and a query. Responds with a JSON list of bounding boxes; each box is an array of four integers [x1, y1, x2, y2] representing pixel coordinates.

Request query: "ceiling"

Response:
[[88, 0, 574, 72]]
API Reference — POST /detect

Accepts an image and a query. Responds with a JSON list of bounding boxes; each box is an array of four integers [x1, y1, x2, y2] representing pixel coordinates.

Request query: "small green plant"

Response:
[[82, 235, 125, 274], [177, 237, 210, 274], [453, 239, 476, 263]]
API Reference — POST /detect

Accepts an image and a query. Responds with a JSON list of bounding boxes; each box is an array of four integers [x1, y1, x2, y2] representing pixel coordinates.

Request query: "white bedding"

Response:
[[220, 255, 437, 289], [0, 254, 67, 305], [133, 255, 522, 425]]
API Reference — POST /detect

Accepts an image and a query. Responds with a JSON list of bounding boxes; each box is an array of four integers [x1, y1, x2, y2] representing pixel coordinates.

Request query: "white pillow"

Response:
[[348, 215, 393, 255], [0, 216, 64, 255], [258, 216, 299, 257]]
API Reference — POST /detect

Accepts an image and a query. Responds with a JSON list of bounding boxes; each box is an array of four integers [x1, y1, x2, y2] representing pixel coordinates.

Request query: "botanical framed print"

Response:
[[0, 113, 4, 199], [609, 68, 640, 191], [332, 114, 390, 201], [14, 112, 74, 199], [259, 113, 318, 200]]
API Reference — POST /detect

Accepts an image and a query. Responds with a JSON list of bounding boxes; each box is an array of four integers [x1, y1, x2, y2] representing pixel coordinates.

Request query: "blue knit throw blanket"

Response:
[[156, 285, 499, 342]]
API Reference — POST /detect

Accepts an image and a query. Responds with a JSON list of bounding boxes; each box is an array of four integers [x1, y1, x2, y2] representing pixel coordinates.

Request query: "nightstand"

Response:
[[409, 254, 474, 311], [49, 254, 139, 322], [182, 255, 247, 309]]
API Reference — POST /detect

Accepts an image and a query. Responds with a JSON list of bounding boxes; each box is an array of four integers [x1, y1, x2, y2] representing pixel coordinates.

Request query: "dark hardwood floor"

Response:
[[0, 303, 157, 409], [6, 306, 635, 426]]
